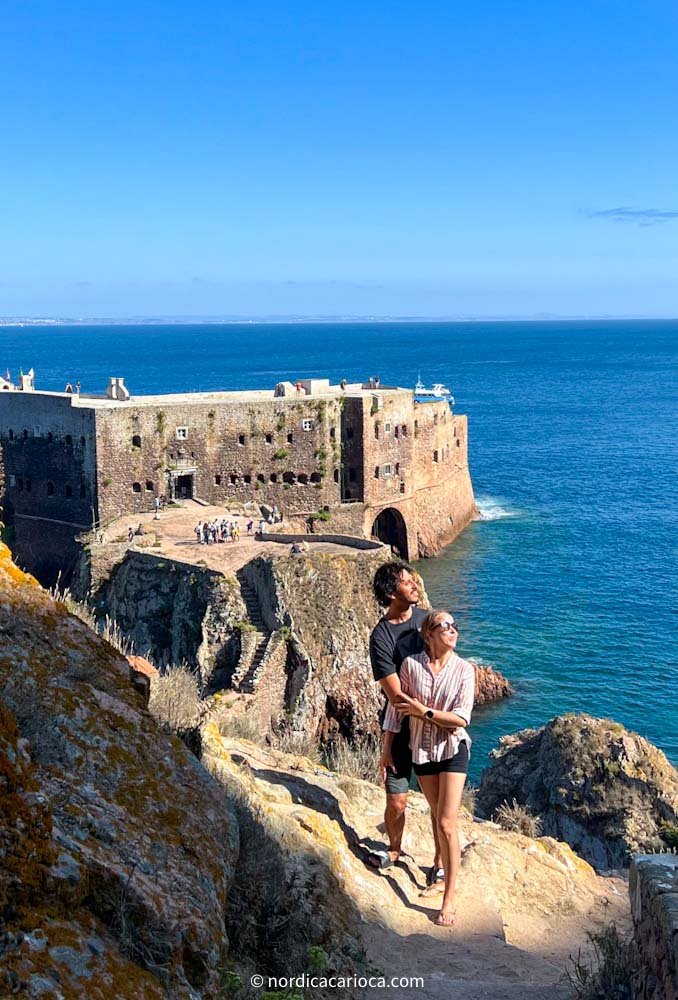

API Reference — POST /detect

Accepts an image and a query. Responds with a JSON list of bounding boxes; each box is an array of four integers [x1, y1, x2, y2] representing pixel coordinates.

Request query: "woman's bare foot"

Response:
[[435, 908, 457, 927]]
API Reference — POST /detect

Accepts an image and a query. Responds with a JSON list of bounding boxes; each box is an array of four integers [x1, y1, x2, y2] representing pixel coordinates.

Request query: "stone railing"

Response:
[[630, 853, 678, 999], [259, 531, 384, 551]]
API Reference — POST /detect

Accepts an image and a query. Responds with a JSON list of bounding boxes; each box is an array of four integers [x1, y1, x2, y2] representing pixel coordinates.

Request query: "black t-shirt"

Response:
[[369, 606, 428, 682]]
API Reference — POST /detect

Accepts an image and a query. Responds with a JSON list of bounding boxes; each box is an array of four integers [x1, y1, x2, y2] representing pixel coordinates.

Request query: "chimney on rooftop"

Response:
[[106, 377, 130, 401]]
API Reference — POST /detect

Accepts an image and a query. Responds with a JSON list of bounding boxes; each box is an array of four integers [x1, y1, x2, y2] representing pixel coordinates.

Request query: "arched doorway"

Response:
[[371, 507, 409, 559]]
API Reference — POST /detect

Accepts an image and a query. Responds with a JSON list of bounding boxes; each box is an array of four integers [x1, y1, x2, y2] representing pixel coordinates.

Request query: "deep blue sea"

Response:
[[1, 320, 676, 781]]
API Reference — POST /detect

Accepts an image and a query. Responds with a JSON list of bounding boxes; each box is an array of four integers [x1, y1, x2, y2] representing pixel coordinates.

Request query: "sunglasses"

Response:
[[432, 621, 458, 633]]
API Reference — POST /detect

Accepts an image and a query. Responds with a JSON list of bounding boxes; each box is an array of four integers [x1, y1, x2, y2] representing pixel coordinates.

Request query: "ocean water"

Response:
[[1, 320, 676, 781]]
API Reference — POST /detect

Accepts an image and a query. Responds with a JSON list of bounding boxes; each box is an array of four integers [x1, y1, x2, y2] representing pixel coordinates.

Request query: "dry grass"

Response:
[[567, 923, 636, 999], [50, 584, 136, 658], [462, 783, 478, 815], [148, 665, 201, 734], [218, 711, 266, 744], [493, 798, 542, 838], [323, 734, 382, 785]]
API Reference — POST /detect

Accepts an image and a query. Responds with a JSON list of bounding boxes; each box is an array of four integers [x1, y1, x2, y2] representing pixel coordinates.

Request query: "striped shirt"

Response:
[[383, 651, 475, 765]]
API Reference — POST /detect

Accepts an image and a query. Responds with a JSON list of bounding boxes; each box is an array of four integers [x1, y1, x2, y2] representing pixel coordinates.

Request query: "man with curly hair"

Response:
[[368, 561, 443, 889]]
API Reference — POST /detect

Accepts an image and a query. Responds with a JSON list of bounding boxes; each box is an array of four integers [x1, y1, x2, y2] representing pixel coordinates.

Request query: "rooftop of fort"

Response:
[[0, 373, 414, 408]]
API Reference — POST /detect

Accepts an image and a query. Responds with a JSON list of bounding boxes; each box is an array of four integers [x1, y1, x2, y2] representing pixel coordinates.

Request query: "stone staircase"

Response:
[[232, 578, 271, 693]]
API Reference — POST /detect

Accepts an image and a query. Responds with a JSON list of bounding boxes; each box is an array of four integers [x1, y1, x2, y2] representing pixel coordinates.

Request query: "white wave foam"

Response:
[[475, 496, 520, 520]]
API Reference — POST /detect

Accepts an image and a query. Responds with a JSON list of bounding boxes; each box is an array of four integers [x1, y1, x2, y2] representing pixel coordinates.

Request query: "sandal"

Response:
[[365, 849, 397, 871], [426, 866, 445, 887]]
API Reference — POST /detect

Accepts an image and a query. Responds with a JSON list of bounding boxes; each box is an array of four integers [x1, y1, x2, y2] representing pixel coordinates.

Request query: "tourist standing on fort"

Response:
[[368, 562, 444, 888], [194, 522, 202, 544], [382, 609, 474, 927]]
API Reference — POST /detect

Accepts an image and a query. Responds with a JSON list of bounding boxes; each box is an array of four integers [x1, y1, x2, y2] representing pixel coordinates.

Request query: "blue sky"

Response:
[[1, 0, 677, 318]]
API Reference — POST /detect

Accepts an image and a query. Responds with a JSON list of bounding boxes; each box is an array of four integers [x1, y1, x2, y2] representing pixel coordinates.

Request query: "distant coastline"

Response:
[[2, 314, 678, 327]]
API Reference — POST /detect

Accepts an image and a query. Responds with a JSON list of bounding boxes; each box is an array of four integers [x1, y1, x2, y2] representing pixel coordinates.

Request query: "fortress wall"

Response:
[[0, 395, 97, 582], [360, 390, 416, 508], [94, 396, 345, 526]]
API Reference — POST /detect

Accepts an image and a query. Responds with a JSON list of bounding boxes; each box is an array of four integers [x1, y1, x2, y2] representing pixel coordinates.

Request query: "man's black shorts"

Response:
[[385, 722, 412, 795]]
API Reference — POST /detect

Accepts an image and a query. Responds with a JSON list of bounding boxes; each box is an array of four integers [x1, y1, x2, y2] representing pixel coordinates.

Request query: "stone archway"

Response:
[[371, 507, 409, 559]]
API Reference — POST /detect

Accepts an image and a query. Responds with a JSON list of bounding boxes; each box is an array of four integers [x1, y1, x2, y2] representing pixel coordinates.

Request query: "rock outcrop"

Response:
[[477, 714, 678, 869], [0, 542, 238, 997], [79, 548, 247, 690]]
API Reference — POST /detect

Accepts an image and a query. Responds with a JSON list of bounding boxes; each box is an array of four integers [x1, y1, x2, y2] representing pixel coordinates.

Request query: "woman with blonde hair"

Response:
[[382, 609, 474, 927]]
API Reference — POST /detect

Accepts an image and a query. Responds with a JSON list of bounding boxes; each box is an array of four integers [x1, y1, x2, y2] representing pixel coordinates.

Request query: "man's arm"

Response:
[[378, 673, 402, 704]]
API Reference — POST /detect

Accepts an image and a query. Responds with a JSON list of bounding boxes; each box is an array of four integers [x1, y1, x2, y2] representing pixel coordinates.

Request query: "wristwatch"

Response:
[[425, 709, 434, 720]]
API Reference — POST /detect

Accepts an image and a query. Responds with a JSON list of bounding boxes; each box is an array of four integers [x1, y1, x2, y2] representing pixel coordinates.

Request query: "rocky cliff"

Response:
[[0, 542, 239, 997], [75, 544, 512, 740], [0, 545, 635, 999], [477, 714, 678, 870]]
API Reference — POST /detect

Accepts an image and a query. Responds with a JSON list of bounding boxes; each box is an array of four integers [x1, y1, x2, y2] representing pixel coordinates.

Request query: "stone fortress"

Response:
[[0, 371, 476, 582]]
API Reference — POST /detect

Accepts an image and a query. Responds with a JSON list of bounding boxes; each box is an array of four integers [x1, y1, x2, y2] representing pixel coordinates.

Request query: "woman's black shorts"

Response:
[[413, 741, 469, 777]]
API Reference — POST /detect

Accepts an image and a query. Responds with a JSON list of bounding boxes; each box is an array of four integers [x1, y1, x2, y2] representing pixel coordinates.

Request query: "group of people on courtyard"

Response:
[[194, 518, 243, 545], [368, 560, 475, 929]]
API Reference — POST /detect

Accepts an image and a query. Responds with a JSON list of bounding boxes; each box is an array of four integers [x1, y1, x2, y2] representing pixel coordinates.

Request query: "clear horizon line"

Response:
[[2, 313, 678, 326]]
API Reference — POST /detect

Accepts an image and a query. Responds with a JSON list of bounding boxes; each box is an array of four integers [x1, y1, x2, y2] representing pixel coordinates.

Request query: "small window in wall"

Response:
[[401, 425, 408, 436], [17, 477, 24, 492], [333, 469, 339, 483], [215, 474, 222, 486], [433, 450, 439, 463], [145, 480, 154, 492], [287, 432, 293, 443], [176, 427, 188, 440], [47, 481, 55, 496], [395, 462, 400, 475], [132, 482, 142, 493], [374, 466, 380, 479], [414, 420, 418, 433], [400, 481, 406, 494], [383, 464, 392, 477], [394, 425, 399, 438], [65, 434, 73, 445], [8, 475, 15, 487], [238, 434, 246, 446], [256, 473, 265, 483], [297, 473, 308, 484], [283, 471, 295, 484], [330, 426, 336, 439], [302, 419, 314, 431], [385, 421, 391, 434], [456, 439, 461, 447], [270, 472, 278, 483], [243, 473, 252, 484], [229, 473, 238, 484], [310, 472, 322, 483], [80, 483, 86, 499], [265, 433, 273, 444], [374, 424, 379, 440], [132, 434, 142, 448], [65, 484, 73, 498], [433, 413, 439, 426]]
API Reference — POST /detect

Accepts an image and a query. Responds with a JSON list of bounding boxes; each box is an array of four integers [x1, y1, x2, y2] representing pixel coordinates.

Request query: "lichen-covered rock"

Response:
[[0, 542, 238, 997], [477, 714, 678, 869]]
